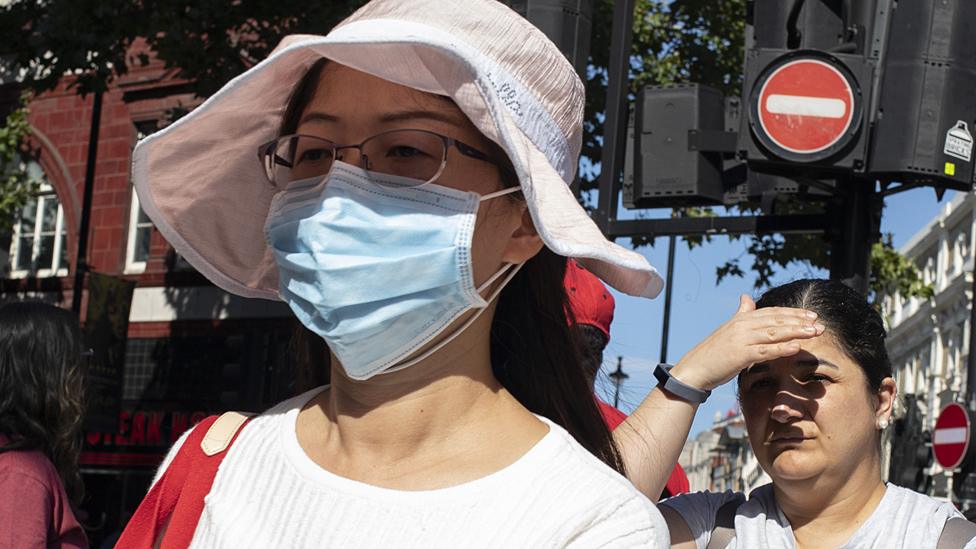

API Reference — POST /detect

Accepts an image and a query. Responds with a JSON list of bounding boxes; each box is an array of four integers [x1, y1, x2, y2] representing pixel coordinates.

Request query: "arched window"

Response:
[[7, 160, 68, 277]]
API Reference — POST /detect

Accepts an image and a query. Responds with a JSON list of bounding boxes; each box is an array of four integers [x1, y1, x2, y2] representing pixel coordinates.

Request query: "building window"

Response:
[[923, 255, 936, 287], [124, 190, 153, 273], [945, 237, 956, 279], [956, 231, 969, 272], [125, 121, 158, 274], [7, 161, 68, 278]]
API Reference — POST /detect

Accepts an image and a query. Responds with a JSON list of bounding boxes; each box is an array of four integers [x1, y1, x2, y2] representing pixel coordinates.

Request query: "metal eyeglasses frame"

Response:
[[257, 128, 515, 187]]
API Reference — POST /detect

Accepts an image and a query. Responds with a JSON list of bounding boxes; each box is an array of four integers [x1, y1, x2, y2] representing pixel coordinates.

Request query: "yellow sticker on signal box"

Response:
[[945, 162, 956, 176]]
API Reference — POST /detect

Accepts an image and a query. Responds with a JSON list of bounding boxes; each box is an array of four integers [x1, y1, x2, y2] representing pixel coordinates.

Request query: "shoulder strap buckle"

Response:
[[938, 516, 976, 549], [200, 411, 256, 456]]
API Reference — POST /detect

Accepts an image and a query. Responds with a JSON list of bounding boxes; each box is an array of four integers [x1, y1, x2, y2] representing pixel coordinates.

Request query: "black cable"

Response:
[[787, 0, 806, 49]]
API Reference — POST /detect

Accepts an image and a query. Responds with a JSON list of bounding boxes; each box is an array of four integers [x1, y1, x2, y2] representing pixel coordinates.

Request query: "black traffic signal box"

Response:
[[868, 0, 976, 191], [627, 84, 730, 208]]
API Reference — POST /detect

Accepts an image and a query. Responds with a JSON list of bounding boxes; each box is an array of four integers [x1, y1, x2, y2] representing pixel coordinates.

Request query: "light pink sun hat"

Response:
[[131, 0, 664, 300]]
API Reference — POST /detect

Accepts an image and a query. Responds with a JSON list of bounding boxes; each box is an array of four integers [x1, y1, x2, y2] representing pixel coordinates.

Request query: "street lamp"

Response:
[[608, 356, 629, 408]]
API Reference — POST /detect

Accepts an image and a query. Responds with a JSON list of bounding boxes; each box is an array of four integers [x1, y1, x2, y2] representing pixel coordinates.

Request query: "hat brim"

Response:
[[132, 21, 663, 301]]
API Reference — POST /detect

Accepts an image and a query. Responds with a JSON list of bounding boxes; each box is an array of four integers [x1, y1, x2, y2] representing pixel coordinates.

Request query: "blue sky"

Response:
[[593, 187, 955, 437]]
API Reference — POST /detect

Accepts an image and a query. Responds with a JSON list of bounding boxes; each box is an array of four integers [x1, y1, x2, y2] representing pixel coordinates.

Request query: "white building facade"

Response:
[[679, 410, 770, 494], [884, 192, 975, 498]]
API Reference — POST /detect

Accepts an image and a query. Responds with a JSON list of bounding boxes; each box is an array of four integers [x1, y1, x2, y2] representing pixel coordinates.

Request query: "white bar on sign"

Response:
[[766, 94, 847, 119], [934, 427, 968, 445]]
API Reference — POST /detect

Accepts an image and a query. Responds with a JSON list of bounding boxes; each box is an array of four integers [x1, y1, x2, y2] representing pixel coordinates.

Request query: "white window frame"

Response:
[[8, 182, 69, 278], [124, 188, 153, 274]]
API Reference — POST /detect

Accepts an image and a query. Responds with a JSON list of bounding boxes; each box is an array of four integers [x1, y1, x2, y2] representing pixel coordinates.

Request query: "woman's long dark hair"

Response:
[[284, 59, 625, 474], [0, 301, 86, 505]]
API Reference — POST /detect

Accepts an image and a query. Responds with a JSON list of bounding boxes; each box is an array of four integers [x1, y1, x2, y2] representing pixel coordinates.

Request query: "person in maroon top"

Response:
[[564, 260, 690, 499], [0, 302, 88, 549]]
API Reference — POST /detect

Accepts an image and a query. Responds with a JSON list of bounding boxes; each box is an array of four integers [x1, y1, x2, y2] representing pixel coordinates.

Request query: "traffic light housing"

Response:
[[624, 0, 976, 211], [503, 0, 593, 79], [626, 84, 730, 208], [888, 394, 932, 494], [867, 0, 976, 191]]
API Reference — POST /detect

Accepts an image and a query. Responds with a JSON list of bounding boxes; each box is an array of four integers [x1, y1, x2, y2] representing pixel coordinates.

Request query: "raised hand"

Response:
[[669, 294, 824, 392]]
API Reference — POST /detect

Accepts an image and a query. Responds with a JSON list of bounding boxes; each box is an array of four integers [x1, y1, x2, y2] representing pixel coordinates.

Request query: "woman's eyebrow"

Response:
[[377, 109, 467, 126], [742, 358, 840, 376], [298, 109, 468, 129], [299, 111, 340, 126], [796, 358, 840, 369]]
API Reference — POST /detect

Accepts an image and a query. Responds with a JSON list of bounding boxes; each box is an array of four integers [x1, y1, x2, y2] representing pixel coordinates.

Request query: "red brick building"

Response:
[[0, 43, 301, 543]]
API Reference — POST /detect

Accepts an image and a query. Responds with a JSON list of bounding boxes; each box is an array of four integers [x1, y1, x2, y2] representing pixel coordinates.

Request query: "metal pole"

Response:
[[829, 177, 877, 295], [963, 260, 976, 401], [71, 88, 103, 315], [594, 0, 635, 233], [660, 234, 677, 363]]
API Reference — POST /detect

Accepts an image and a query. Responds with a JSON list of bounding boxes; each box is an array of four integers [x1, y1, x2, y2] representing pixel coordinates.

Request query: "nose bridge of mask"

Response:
[[266, 175, 330, 220]]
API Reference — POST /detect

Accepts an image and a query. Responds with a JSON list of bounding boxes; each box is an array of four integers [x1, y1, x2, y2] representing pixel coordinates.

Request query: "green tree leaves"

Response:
[[871, 235, 934, 306], [0, 106, 41, 234]]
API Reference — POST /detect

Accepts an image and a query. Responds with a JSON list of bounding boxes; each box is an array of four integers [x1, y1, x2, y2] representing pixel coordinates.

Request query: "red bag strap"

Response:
[[116, 412, 253, 549]]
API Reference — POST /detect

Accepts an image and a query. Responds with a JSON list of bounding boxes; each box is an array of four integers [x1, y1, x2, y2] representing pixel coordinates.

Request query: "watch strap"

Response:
[[654, 363, 711, 404]]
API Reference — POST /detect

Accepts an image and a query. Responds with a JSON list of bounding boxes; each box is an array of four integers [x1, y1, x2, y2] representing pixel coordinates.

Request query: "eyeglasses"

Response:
[[257, 129, 511, 189]]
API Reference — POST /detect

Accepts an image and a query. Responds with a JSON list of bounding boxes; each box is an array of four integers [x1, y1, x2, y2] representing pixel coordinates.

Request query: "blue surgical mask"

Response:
[[264, 161, 521, 380]]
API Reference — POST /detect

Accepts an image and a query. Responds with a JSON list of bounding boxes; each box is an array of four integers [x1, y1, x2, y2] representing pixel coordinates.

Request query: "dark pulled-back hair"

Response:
[[755, 279, 893, 389], [0, 301, 86, 505], [575, 324, 609, 386], [284, 59, 625, 473]]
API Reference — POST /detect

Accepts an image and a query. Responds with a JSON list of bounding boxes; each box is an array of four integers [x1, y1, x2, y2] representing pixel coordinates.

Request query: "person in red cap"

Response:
[[564, 260, 690, 499]]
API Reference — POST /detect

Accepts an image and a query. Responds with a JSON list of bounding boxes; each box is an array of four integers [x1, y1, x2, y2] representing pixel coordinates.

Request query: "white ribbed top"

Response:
[[157, 387, 667, 548]]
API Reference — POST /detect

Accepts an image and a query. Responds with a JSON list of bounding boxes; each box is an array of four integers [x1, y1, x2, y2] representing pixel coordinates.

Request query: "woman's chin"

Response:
[[765, 450, 825, 482]]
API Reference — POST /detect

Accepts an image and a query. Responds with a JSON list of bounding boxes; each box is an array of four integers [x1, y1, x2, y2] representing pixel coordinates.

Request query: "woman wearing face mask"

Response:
[[117, 0, 710, 546], [622, 279, 976, 548]]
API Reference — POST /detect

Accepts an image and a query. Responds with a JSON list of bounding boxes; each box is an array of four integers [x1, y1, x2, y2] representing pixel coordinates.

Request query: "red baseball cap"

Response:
[[564, 260, 615, 340]]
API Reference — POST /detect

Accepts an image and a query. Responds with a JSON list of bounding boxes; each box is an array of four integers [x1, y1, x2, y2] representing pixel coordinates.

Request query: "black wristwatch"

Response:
[[653, 363, 711, 404]]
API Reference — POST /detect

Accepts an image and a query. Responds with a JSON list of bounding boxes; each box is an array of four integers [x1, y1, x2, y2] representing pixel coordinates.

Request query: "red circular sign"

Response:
[[933, 402, 972, 470], [757, 59, 855, 155]]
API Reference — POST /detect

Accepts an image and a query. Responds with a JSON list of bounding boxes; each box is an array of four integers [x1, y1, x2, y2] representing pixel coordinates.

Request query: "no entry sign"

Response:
[[933, 402, 972, 470], [750, 55, 861, 162]]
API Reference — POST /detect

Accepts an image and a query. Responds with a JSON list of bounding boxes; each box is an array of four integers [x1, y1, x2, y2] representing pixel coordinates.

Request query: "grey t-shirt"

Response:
[[660, 483, 975, 549]]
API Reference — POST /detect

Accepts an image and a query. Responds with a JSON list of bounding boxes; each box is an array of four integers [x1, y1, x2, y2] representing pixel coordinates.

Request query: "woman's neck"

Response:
[[773, 457, 887, 548], [295, 306, 548, 490]]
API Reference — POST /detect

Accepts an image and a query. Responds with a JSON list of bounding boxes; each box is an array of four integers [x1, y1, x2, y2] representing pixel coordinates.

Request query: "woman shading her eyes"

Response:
[[624, 279, 976, 548]]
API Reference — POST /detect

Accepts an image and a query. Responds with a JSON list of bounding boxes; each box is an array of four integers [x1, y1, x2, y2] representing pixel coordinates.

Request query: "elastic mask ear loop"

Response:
[[380, 261, 524, 376], [479, 186, 521, 202], [474, 260, 515, 294]]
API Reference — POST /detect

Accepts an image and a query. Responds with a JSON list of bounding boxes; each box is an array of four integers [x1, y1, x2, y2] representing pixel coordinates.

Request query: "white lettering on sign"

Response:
[[765, 95, 847, 119], [934, 427, 968, 445], [944, 120, 973, 162]]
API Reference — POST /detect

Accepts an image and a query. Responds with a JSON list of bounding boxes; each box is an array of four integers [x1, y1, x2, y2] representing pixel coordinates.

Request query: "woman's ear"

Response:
[[876, 376, 897, 425], [501, 207, 544, 264]]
